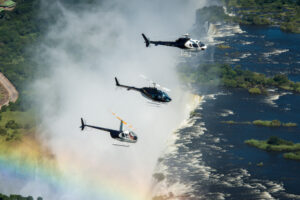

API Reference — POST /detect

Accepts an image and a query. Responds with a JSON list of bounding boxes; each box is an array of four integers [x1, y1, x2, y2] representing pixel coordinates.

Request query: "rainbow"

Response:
[[0, 137, 149, 200]]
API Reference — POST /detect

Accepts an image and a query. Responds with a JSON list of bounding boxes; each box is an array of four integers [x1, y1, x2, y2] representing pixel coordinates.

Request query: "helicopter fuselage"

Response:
[[115, 77, 172, 103], [140, 87, 171, 103], [142, 33, 207, 51], [80, 119, 138, 144]]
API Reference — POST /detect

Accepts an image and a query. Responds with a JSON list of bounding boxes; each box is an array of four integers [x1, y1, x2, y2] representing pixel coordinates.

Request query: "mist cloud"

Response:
[[18, 0, 209, 199]]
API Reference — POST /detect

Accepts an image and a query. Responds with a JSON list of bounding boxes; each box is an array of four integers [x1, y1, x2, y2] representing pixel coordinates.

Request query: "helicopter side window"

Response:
[[189, 43, 192, 47], [121, 133, 125, 137], [192, 43, 198, 48], [198, 42, 204, 47]]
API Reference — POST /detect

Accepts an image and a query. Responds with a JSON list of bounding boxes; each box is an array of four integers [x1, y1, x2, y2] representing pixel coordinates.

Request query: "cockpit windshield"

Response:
[[163, 92, 170, 99], [158, 91, 167, 99], [129, 131, 137, 140]]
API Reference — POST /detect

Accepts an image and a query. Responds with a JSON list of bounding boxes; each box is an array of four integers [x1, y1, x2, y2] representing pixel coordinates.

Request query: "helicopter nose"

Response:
[[134, 136, 138, 141], [167, 97, 172, 102]]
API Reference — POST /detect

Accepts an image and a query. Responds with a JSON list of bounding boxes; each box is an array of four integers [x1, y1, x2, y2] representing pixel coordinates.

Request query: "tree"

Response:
[[271, 120, 281, 127], [5, 120, 21, 129], [0, 127, 7, 135], [267, 136, 280, 145], [273, 74, 289, 85], [248, 87, 261, 94]]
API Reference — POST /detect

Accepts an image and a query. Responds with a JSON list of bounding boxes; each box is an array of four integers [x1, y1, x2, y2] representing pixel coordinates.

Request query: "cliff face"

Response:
[[0, 72, 18, 109], [0, 0, 16, 12]]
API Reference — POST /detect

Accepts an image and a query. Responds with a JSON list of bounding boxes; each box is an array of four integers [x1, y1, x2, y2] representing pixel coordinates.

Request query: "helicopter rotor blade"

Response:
[[162, 87, 171, 92], [111, 112, 134, 129], [139, 74, 154, 85]]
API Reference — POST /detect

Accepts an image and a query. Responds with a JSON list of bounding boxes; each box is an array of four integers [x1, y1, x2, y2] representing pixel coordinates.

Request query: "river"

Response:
[[153, 25, 300, 200]]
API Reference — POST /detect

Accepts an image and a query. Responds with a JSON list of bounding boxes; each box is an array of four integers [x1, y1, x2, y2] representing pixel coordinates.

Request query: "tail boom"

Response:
[[114, 77, 140, 91]]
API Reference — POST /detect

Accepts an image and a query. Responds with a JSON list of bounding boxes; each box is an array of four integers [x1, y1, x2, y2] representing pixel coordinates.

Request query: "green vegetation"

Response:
[[0, 1, 47, 199], [177, 63, 300, 94], [283, 151, 300, 160], [0, 0, 16, 9], [253, 119, 281, 127], [5, 119, 21, 129], [257, 162, 264, 167], [0, 110, 36, 142], [252, 120, 298, 127], [245, 136, 300, 161], [0, 0, 47, 111], [221, 120, 251, 125], [222, 120, 236, 124], [245, 136, 300, 153], [222, 0, 300, 33], [196, 5, 233, 25], [222, 120, 297, 127], [0, 193, 42, 200], [0, 0, 42, 147], [248, 87, 261, 94], [217, 44, 231, 49], [282, 122, 297, 127]]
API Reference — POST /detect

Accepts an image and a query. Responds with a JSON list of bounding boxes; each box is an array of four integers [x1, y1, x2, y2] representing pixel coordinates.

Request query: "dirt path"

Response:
[[0, 72, 18, 109]]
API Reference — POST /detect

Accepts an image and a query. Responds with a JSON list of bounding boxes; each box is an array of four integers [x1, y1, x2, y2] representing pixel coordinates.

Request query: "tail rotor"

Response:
[[115, 77, 120, 86], [142, 33, 150, 47], [80, 118, 85, 131]]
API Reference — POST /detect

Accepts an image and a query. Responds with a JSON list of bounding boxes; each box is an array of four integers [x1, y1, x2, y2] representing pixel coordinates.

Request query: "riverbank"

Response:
[[177, 63, 300, 95], [221, 0, 300, 33], [163, 16, 300, 198]]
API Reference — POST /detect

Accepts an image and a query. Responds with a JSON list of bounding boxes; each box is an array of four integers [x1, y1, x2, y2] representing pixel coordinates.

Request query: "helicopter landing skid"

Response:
[[147, 101, 161, 107], [112, 143, 130, 147], [181, 50, 192, 57]]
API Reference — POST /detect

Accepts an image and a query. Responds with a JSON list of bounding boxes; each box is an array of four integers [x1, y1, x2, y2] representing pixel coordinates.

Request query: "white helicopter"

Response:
[[80, 112, 137, 146], [142, 33, 207, 51]]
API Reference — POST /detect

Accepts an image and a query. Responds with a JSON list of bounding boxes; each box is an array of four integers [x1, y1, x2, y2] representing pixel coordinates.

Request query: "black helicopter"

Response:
[[142, 33, 207, 51], [115, 76, 172, 103], [80, 117, 138, 143]]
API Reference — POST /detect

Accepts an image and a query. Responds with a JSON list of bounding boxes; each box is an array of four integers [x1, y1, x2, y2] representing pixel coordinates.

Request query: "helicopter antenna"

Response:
[[139, 74, 171, 92], [183, 33, 190, 38]]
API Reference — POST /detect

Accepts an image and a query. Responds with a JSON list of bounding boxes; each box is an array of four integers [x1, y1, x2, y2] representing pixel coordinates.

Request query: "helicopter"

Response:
[[142, 33, 207, 51], [115, 75, 172, 103], [80, 115, 138, 144]]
